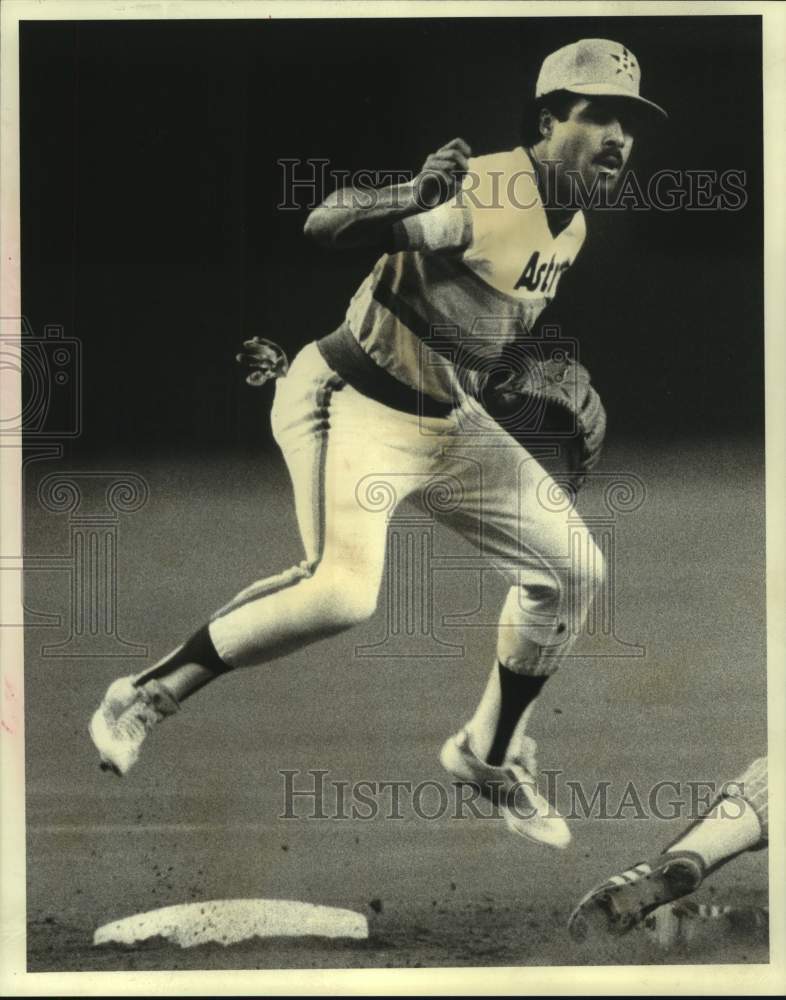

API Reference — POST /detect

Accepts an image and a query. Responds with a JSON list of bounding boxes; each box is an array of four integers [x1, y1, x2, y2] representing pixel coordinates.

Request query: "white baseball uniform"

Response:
[[208, 149, 603, 716]]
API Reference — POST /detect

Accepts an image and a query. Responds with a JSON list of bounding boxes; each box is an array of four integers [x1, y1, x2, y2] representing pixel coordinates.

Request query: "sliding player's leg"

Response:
[[568, 756, 768, 939]]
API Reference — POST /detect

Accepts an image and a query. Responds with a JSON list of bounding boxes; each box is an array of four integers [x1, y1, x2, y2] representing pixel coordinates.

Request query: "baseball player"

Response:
[[89, 40, 666, 849], [567, 757, 769, 939]]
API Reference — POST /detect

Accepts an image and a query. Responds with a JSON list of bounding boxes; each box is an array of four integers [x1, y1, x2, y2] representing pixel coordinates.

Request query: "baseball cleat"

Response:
[[89, 676, 179, 776], [439, 728, 571, 849], [567, 851, 705, 941]]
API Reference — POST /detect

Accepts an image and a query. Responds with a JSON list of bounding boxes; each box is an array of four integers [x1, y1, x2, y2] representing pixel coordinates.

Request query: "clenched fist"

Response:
[[414, 137, 472, 208], [236, 336, 290, 387]]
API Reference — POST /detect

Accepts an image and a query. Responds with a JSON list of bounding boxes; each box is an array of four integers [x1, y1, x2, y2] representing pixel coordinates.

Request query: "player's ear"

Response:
[[538, 107, 555, 140]]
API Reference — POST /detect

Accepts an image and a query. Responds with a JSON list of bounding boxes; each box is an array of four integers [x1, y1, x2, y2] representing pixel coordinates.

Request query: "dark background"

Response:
[[20, 16, 763, 457]]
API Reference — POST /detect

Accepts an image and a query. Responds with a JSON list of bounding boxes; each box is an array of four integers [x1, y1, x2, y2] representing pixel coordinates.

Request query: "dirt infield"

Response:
[[22, 440, 769, 971], [28, 891, 768, 971]]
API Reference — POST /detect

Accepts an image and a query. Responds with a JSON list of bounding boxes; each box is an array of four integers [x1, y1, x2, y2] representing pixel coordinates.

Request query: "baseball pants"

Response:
[[208, 342, 605, 684], [731, 756, 769, 844]]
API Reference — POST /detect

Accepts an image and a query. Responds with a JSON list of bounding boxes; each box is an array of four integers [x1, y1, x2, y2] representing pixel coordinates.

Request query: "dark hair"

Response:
[[519, 89, 583, 148]]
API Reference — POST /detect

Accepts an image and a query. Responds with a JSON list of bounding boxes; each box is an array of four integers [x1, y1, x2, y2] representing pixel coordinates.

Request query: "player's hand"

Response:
[[236, 336, 290, 386], [414, 138, 472, 208]]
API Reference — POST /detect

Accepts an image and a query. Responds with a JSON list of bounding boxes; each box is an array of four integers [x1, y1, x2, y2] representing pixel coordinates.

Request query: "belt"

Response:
[[316, 324, 455, 419]]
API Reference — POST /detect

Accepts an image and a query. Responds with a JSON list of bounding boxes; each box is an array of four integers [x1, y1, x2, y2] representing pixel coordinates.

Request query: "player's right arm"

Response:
[[303, 138, 473, 253]]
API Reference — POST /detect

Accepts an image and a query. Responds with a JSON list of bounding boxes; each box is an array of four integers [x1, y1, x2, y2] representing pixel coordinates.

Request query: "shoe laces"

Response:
[[115, 692, 161, 742]]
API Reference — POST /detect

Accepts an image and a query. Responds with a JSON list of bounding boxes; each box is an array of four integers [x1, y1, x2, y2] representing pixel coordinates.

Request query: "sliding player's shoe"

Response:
[[567, 851, 706, 941], [439, 728, 571, 849], [89, 676, 179, 776]]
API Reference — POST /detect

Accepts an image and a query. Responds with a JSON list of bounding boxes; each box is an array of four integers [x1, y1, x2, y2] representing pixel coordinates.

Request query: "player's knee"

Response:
[[312, 569, 379, 628], [332, 589, 378, 627]]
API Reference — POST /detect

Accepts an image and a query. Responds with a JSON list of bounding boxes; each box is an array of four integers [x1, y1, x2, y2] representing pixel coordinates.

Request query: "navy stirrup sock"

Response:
[[134, 624, 231, 688], [486, 663, 548, 766]]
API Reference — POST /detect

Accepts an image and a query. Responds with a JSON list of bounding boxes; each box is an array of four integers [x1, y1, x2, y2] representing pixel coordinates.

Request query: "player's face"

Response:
[[549, 97, 635, 193]]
